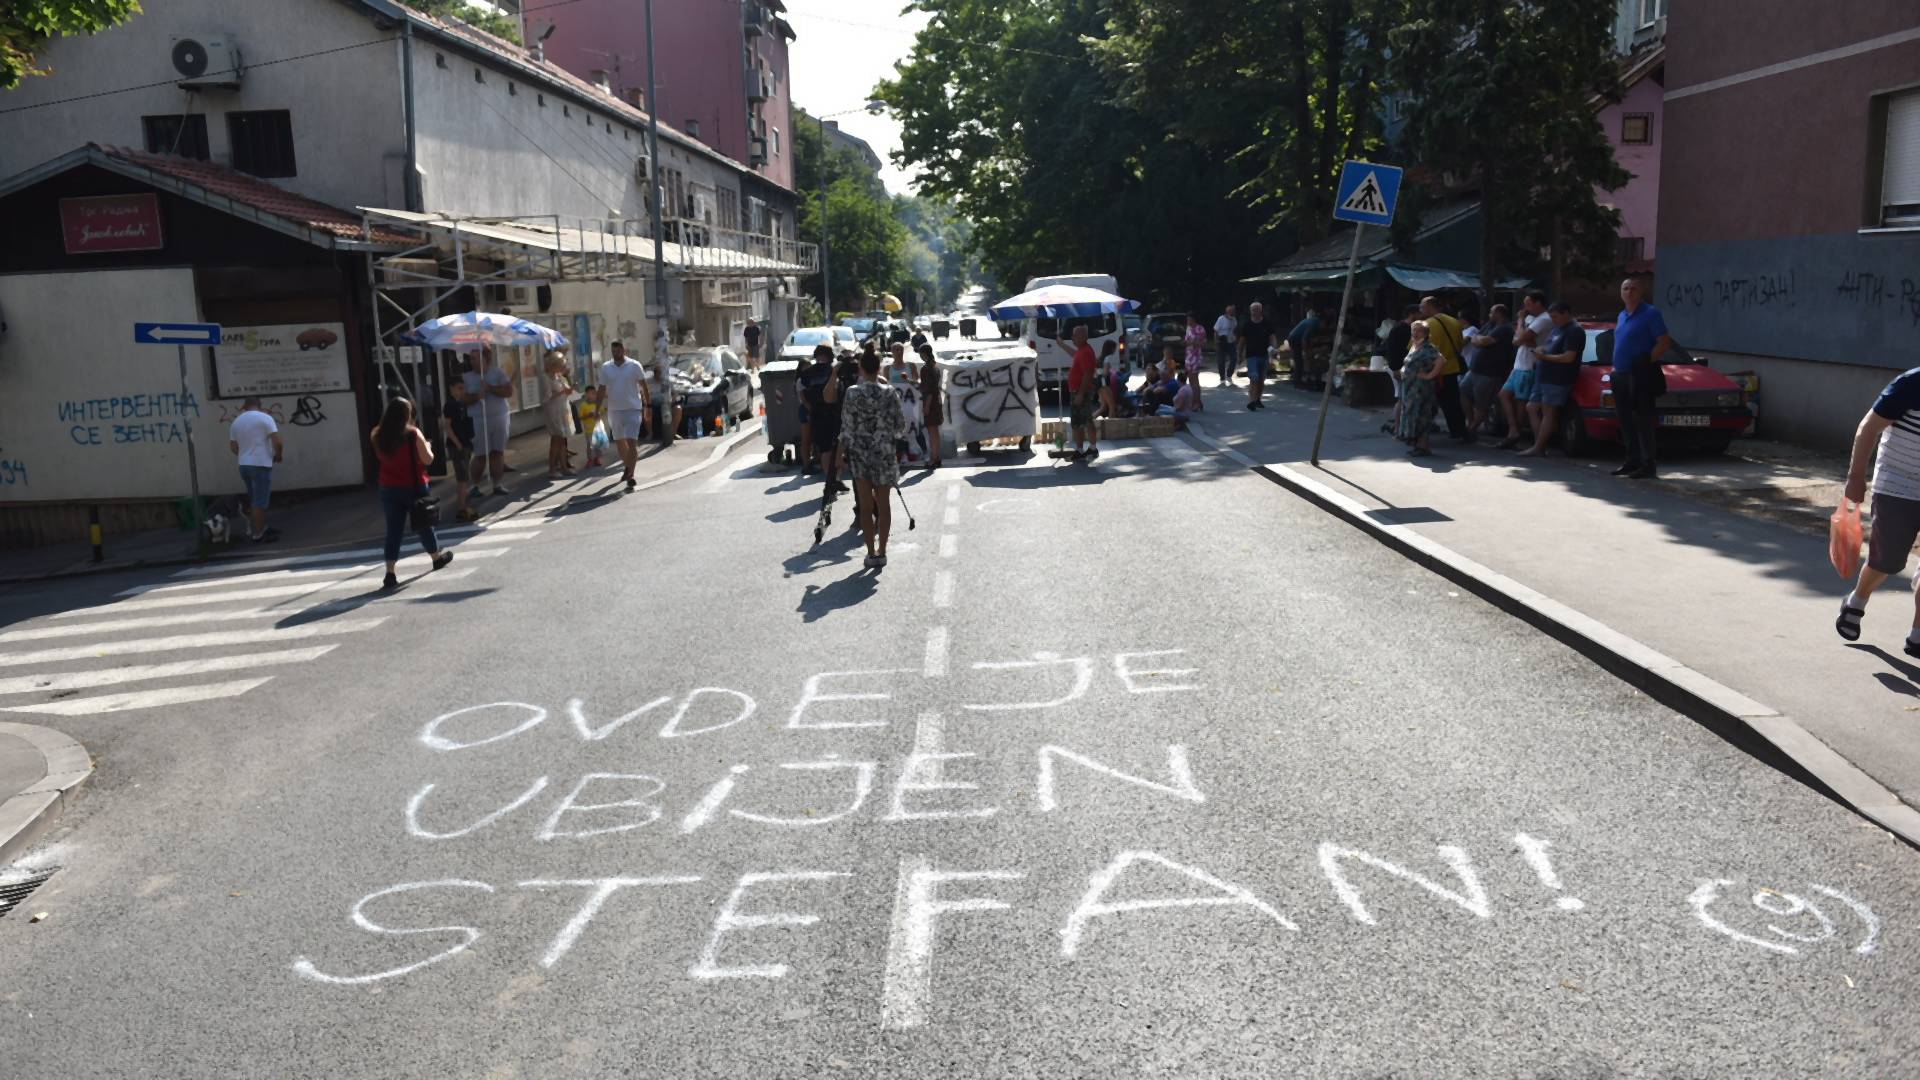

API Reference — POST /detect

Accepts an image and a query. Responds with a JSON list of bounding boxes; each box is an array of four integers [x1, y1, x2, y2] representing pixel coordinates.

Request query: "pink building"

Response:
[[1596, 43, 1665, 272], [537, 0, 796, 193]]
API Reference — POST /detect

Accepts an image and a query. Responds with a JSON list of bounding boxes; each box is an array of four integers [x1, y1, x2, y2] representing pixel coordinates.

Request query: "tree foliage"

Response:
[[878, 0, 1270, 311], [794, 110, 907, 314], [2, 0, 141, 90], [884, 0, 1630, 307], [1388, 0, 1628, 296], [413, 0, 522, 44]]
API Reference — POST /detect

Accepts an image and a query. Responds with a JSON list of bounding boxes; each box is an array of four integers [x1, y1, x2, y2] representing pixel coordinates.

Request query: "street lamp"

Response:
[[815, 100, 885, 325]]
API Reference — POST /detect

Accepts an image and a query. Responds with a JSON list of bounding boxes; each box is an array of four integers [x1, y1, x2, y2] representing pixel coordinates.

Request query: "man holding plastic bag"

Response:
[[1834, 368, 1920, 649]]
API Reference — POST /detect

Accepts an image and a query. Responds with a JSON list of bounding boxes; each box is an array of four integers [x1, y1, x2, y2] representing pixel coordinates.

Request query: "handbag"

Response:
[[406, 439, 440, 530]]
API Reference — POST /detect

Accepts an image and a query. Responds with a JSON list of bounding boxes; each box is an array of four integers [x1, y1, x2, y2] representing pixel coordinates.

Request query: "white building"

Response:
[[0, 0, 813, 537]]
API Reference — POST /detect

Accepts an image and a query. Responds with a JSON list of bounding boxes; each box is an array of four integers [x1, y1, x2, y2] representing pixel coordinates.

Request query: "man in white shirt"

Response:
[[598, 340, 650, 491], [1212, 305, 1238, 386], [227, 396, 284, 542], [1496, 290, 1552, 450], [462, 347, 514, 497]]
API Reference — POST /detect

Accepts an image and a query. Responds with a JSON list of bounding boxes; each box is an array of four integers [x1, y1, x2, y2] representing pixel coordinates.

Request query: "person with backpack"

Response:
[[370, 398, 453, 590]]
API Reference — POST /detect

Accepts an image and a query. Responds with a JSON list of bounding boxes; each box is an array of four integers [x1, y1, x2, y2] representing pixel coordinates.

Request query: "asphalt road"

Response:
[[1, 435, 1917, 1078]]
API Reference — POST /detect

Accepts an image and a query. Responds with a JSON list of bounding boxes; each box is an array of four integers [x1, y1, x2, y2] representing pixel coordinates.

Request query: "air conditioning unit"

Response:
[[747, 136, 768, 166], [746, 70, 770, 102], [171, 35, 242, 89]]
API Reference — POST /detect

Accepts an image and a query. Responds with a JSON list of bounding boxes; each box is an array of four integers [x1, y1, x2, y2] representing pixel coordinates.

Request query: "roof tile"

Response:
[[93, 144, 408, 244]]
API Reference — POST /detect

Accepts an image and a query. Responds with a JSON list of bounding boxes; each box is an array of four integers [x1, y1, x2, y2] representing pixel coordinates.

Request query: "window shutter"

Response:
[[1885, 90, 1920, 211]]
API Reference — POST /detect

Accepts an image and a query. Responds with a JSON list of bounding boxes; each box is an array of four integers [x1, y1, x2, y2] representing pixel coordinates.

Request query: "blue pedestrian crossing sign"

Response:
[[1333, 161, 1402, 226]]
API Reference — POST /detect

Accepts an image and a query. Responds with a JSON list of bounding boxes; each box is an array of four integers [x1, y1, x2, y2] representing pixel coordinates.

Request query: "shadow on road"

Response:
[[798, 567, 878, 622]]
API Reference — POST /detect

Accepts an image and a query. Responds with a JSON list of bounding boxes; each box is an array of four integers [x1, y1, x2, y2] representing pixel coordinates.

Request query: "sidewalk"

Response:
[[2, 420, 763, 584], [1182, 375, 1920, 833], [0, 722, 91, 867]]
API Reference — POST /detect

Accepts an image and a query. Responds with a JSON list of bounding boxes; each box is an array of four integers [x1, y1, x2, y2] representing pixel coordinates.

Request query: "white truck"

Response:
[[1020, 272, 1124, 389]]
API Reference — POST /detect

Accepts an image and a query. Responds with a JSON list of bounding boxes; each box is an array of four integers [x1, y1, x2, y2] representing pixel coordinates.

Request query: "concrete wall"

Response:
[[1695, 351, 1891, 448], [1598, 73, 1662, 258], [0, 268, 363, 504], [0, 1, 406, 211]]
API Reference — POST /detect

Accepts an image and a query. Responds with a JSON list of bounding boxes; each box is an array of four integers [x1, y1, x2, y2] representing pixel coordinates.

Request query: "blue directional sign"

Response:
[[1332, 161, 1403, 227], [134, 321, 222, 346]]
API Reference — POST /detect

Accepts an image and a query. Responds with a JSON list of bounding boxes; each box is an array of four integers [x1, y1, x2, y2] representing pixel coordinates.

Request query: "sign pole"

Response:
[[177, 344, 207, 556], [1309, 223, 1366, 466]]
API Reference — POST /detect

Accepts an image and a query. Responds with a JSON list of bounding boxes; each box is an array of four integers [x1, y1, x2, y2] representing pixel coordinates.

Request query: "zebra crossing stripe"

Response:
[[0, 619, 386, 668], [3, 609, 293, 642], [1152, 439, 1208, 465], [57, 569, 478, 616], [152, 533, 522, 587], [0, 646, 338, 695], [0, 677, 277, 716], [121, 545, 512, 596]]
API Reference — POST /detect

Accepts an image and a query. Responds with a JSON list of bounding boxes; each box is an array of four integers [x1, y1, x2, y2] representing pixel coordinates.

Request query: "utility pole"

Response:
[[818, 112, 831, 322], [643, 0, 668, 348]]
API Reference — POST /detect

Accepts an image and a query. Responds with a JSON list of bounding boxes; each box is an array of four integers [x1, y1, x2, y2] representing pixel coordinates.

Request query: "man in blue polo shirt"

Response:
[[1611, 277, 1674, 479]]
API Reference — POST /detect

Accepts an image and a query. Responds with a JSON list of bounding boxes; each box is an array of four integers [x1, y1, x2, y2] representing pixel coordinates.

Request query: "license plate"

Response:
[[1660, 414, 1710, 427]]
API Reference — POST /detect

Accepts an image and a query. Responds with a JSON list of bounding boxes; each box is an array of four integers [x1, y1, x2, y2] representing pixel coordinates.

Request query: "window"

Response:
[[1637, 0, 1668, 26], [142, 114, 209, 160], [1880, 89, 1920, 225], [507, 82, 516, 96], [226, 110, 296, 177], [473, 67, 484, 84], [770, 128, 780, 158], [1621, 112, 1652, 145], [434, 53, 447, 69]]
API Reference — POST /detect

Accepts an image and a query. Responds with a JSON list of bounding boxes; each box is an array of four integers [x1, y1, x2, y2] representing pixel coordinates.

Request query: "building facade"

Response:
[[0, 0, 812, 528], [1658, 4, 1920, 445], [537, 0, 797, 201]]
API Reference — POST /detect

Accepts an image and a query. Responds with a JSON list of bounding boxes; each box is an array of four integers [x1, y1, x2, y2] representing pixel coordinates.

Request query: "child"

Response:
[[579, 385, 606, 467]]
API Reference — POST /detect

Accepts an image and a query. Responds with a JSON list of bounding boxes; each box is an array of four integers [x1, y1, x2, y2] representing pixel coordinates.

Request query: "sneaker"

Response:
[[431, 550, 454, 571], [625, 476, 637, 491], [1085, 446, 1100, 461], [1611, 463, 1639, 476], [249, 528, 279, 544], [874, 554, 888, 568], [863, 554, 881, 568], [381, 572, 399, 590]]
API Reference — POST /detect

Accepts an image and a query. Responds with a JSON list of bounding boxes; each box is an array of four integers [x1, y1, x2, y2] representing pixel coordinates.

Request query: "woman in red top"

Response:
[[371, 398, 453, 590]]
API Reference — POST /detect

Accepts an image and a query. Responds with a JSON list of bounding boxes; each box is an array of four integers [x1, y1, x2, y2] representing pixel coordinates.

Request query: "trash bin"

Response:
[[932, 319, 951, 341], [958, 317, 977, 339], [760, 359, 804, 464]]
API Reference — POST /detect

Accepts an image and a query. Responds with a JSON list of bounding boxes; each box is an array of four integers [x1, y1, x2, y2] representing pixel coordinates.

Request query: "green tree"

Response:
[[880, 0, 1271, 311], [794, 108, 906, 314], [2, 0, 142, 90], [1388, 0, 1627, 299], [411, 0, 522, 44]]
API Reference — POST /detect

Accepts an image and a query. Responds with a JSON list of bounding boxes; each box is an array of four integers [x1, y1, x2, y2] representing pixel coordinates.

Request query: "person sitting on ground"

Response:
[[1155, 370, 1196, 428]]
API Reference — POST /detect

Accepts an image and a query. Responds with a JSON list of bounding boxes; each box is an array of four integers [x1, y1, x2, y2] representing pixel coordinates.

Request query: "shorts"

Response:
[[238, 465, 273, 510], [450, 453, 471, 483], [1869, 493, 1920, 575], [1529, 381, 1572, 407], [1502, 368, 1537, 400], [1070, 396, 1095, 429], [1461, 372, 1501, 412], [608, 408, 643, 441], [469, 410, 509, 455], [1246, 350, 1269, 383], [799, 403, 810, 424]]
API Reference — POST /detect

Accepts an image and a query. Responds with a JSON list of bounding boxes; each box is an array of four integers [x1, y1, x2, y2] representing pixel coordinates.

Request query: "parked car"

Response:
[[912, 315, 932, 331], [1143, 311, 1188, 358], [842, 317, 877, 341], [1562, 321, 1750, 456], [667, 346, 756, 429], [779, 327, 849, 363]]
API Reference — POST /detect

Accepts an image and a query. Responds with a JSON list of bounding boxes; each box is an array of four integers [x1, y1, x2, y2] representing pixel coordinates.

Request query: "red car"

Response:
[[1561, 321, 1751, 456]]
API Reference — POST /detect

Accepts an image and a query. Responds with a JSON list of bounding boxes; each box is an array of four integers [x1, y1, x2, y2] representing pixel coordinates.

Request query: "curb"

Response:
[[1185, 422, 1920, 850], [0, 722, 93, 866]]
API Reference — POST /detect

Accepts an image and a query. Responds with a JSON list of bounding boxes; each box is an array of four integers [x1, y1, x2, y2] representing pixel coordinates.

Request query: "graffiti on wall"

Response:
[[60, 389, 201, 447]]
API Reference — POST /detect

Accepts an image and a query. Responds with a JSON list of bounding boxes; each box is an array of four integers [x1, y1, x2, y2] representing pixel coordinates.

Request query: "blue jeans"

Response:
[[379, 484, 439, 564]]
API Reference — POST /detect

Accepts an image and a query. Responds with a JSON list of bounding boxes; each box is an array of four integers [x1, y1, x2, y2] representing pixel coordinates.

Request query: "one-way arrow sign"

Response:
[[134, 321, 222, 346]]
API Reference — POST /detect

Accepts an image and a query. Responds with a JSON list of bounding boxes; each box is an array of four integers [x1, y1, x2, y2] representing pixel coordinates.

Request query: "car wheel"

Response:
[[1560, 411, 1593, 456]]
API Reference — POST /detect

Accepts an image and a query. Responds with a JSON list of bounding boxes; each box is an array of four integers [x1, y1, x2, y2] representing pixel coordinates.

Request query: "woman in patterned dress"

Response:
[[1394, 320, 1443, 457], [841, 349, 906, 568], [1183, 312, 1207, 411]]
